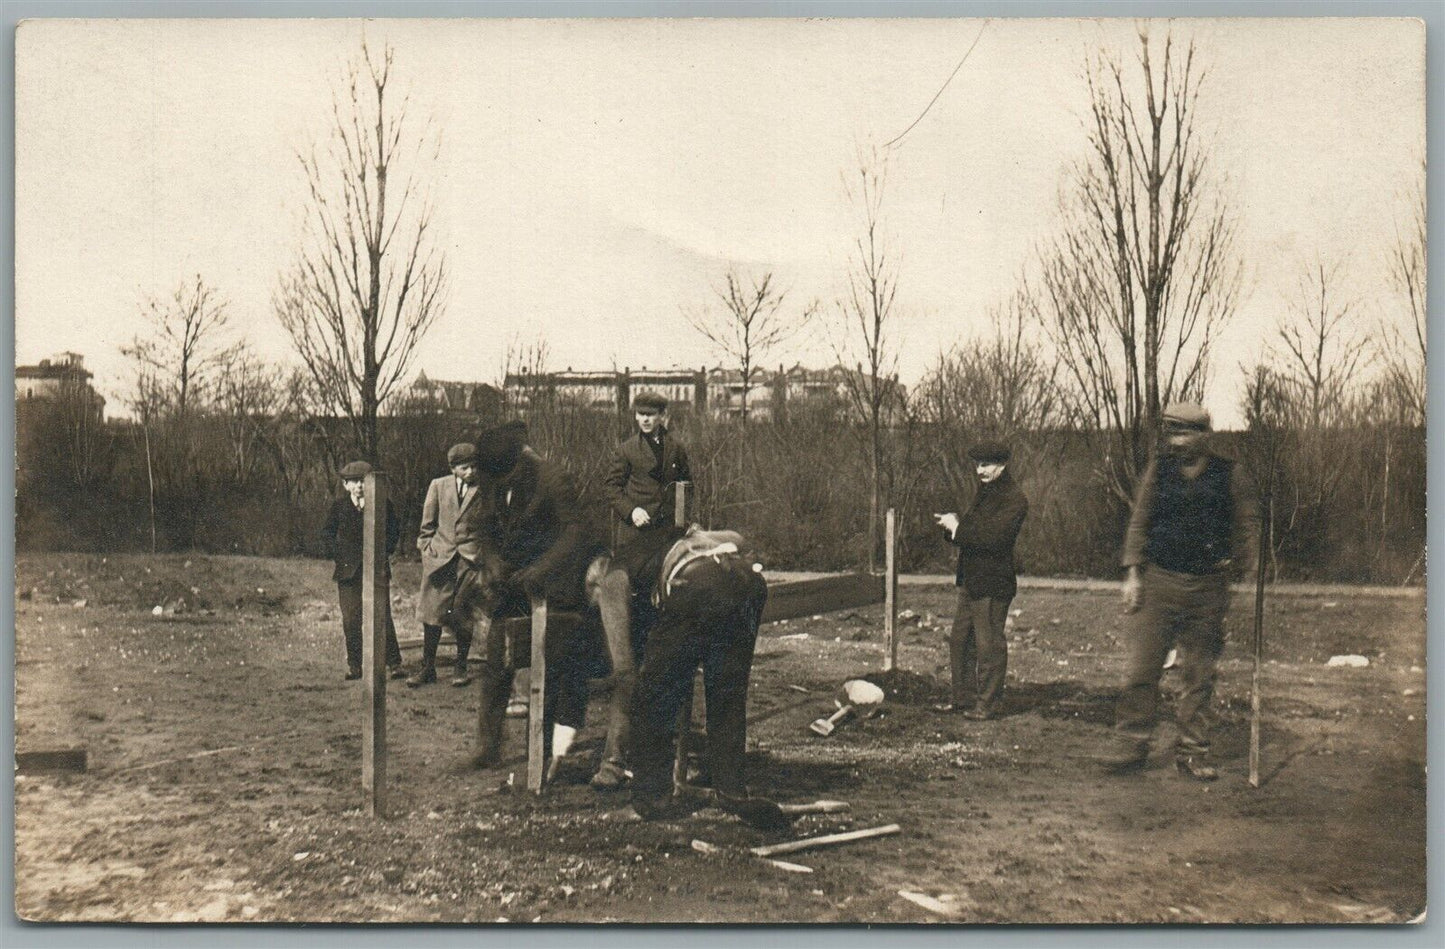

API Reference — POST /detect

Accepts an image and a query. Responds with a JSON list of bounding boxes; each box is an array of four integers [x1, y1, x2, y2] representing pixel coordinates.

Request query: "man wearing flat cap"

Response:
[[320, 461, 405, 681], [466, 421, 606, 769], [1102, 402, 1257, 781], [604, 391, 693, 550], [591, 391, 694, 788], [933, 441, 1028, 720], [411, 442, 486, 688]]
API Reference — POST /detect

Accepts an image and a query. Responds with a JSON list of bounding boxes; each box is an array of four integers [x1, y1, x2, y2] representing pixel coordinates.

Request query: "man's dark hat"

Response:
[[967, 441, 1011, 464], [339, 460, 372, 481], [633, 391, 668, 411], [447, 442, 477, 466], [475, 421, 528, 475]]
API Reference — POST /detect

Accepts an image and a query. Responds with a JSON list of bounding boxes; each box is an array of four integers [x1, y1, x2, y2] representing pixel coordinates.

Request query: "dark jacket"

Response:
[[480, 447, 603, 612], [1122, 450, 1259, 576], [603, 429, 692, 528], [320, 495, 399, 583], [947, 470, 1029, 600]]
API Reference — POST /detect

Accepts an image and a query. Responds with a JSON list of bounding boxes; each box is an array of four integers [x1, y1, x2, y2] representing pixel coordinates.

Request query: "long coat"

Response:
[[415, 473, 485, 625], [947, 470, 1029, 601], [603, 430, 692, 535], [480, 447, 602, 613], [320, 495, 399, 583]]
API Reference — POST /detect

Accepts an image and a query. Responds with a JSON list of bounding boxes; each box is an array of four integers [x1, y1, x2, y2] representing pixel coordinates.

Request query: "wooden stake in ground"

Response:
[[362, 471, 388, 818], [749, 823, 901, 858], [883, 507, 897, 671], [672, 481, 697, 792], [1250, 491, 1273, 789], [527, 597, 547, 794]]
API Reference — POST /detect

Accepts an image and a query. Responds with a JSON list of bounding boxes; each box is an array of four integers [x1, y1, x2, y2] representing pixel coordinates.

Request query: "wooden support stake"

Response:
[[749, 823, 902, 858], [527, 597, 547, 794], [883, 507, 898, 672], [673, 480, 697, 792], [362, 472, 388, 818]]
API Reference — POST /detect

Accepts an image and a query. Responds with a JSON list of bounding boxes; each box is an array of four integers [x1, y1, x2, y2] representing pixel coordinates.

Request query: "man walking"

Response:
[[411, 443, 486, 688], [320, 460, 405, 681], [933, 441, 1028, 720], [1102, 402, 1258, 781]]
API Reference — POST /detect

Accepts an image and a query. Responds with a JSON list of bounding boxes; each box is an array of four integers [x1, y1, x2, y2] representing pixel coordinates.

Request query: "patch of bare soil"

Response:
[[13, 554, 1426, 923]]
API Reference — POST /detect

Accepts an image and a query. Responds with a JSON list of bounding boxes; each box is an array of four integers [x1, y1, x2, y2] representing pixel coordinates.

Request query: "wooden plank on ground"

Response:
[[761, 572, 885, 625], [16, 748, 87, 774]]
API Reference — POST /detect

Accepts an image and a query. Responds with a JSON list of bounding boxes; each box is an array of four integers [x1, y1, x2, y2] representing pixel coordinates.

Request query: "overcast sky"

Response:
[[15, 17, 1424, 427]]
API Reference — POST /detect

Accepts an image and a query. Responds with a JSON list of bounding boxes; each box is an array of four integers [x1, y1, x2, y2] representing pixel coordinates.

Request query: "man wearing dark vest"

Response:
[[320, 460, 405, 681], [1103, 402, 1258, 780], [933, 441, 1028, 720]]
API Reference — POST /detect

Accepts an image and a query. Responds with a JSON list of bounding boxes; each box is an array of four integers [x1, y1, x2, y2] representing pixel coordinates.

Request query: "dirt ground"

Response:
[[13, 553, 1427, 923]]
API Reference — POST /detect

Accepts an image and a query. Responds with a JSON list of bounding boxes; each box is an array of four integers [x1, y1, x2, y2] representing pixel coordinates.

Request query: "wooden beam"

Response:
[[749, 823, 902, 858], [362, 472, 388, 818]]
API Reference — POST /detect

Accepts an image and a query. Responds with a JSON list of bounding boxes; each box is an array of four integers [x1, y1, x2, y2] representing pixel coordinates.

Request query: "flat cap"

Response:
[[339, 460, 372, 481], [967, 441, 1011, 464], [632, 391, 668, 411], [447, 442, 478, 466], [476, 420, 528, 475], [1161, 401, 1211, 431]]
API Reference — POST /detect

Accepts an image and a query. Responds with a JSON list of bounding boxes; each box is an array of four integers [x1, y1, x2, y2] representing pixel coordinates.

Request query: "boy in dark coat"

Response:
[[320, 461, 405, 680], [933, 441, 1029, 719]]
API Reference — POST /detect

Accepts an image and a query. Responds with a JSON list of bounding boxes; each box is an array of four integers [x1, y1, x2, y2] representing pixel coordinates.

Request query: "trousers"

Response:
[[628, 558, 766, 803], [1114, 565, 1230, 755], [948, 590, 1011, 711], [337, 580, 402, 671]]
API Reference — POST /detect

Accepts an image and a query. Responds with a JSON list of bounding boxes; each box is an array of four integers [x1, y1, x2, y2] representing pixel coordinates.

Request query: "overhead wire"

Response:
[[883, 20, 991, 150]]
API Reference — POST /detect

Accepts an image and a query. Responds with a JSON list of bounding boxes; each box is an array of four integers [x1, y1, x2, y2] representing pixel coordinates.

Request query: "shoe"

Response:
[[590, 758, 630, 791], [451, 661, 472, 687], [718, 793, 795, 832], [962, 706, 997, 721], [406, 666, 437, 688], [345, 667, 362, 681], [388, 665, 407, 680], [1175, 754, 1219, 782], [469, 748, 503, 770], [1099, 739, 1149, 773]]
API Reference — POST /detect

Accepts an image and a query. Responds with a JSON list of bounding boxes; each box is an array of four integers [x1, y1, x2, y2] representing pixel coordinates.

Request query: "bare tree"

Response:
[[122, 274, 234, 421], [213, 347, 289, 488], [918, 289, 1067, 493], [831, 147, 904, 572], [1381, 167, 1426, 426], [1038, 26, 1241, 502], [685, 268, 816, 420], [276, 38, 449, 464], [1276, 257, 1371, 430]]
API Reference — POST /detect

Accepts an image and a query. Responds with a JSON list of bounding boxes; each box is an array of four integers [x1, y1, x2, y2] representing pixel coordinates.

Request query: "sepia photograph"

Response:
[[11, 13, 1428, 925]]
